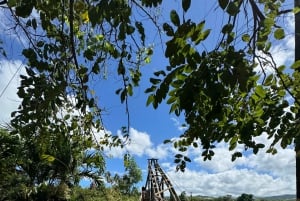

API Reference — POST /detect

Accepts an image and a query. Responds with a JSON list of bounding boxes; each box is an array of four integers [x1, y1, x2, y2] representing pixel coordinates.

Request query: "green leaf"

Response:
[[254, 108, 264, 118], [277, 65, 285, 72], [291, 60, 300, 69], [264, 74, 273, 86], [167, 96, 177, 104], [293, 6, 300, 14], [222, 24, 233, 34], [84, 48, 96, 61], [118, 60, 125, 75], [126, 25, 135, 35], [7, 0, 17, 7], [32, 18, 37, 30], [226, 2, 239, 16], [163, 23, 174, 36], [184, 156, 191, 162], [120, 89, 127, 103], [255, 85, 266, 98], [150, 78, 161, 84], [164, 139, 171, 144], [41, 154, 55, 162], [231, 152, 242, 161], [88, 7, 99, 27], [145, 86, 157, 93], [146, 95, 154, 106], [182, 0, 191, 12], [196, 29, 210, 44], [127, 84, 133, 96], [242, 34, 250, 42], [274, 28, 285, 40], [78, 67, 88, 75], [141, 0, 162, 7], [154, 70, 166, 77], [218, 0, 229, 10], [170, 10, 180, 27], [229, 135, 238, 150], [16, 2, 34, 18], [135, 21, 145, 43]]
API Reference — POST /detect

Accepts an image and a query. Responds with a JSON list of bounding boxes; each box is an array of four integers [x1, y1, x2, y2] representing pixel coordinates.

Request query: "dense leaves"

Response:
[[1, 0, 299, 197], [146, 0, 299, 170], [3, 0, 155, 199]]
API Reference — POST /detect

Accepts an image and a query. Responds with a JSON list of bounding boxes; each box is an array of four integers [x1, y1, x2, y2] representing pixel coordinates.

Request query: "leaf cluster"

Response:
[[146, 0, 299, 170]]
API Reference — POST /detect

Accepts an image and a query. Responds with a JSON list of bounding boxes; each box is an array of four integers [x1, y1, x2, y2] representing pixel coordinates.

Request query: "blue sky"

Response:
[[0, 0, 296, 197]]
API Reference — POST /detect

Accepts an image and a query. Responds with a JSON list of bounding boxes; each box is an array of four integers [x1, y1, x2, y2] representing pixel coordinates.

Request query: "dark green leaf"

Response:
[[163, 23, 174, 36], [218, 0, 229, 10], [32, 18, 37, 30], [135, 21, 145, 43], [126, 24, 135, 35], [16, 3, 34, 18], [118, 60, 125, 75], [184, 156, 191, 162], [170, 10, 180, 27], [226, 2, 239, 16], [154, 70, 166, 77], [146, 95, 154, 106], [222, 24, 233, 34], [182, 0, 191, 12], [163, 139, 171, 144], [150, 78, 161, 84], [231, 152, 242, 161]]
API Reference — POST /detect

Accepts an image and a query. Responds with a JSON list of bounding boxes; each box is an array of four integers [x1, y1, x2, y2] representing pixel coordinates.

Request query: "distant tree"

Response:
[[0, 125, 106, 201], [179, 191, 187, 201], [215, 195, 233, 201], [236, 193, 254, 201], [0, 128, 29, 200], [119, 154, 142, 194]]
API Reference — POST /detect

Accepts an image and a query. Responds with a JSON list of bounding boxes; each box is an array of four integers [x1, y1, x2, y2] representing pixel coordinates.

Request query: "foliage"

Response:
[[237, 194, 254, 201], [105, 154, 142, 195], [145, 0, 300, 170], [179, 191, 187, 201], [0, 128, 29, 201], [1, 0, 300, 198], [0, 126, 106, 200], [70, 187, 140, 201]]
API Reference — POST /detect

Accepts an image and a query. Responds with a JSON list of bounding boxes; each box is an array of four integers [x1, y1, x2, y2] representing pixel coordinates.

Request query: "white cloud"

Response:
[[105, 128, 171, 159], [165, 158, 294, 197], [0, 59, 24, 124], [254, 13, 294, 75], [270, 14, 295, 67], [171, 117, 187, 132], [119, 128, 296, 197]]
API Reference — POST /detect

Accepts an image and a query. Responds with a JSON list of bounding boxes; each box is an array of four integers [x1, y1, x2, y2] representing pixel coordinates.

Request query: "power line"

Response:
[[0, 61, 23, 99]]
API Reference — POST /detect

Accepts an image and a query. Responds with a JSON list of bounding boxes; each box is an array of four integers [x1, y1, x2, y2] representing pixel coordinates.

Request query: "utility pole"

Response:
[[295, 1, 300, 201]]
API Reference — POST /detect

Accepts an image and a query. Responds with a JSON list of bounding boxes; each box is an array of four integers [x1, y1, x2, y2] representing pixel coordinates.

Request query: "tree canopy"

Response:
[[146, 0, 300, 170], [0, 0, 299, 199]]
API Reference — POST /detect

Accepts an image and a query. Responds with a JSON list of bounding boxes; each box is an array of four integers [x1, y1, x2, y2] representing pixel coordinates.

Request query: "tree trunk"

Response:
[[295, 1, 300, 201]]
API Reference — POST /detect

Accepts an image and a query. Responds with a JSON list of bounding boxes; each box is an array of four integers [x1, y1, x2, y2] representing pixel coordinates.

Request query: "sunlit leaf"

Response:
[[274, 28, 285, 40]]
